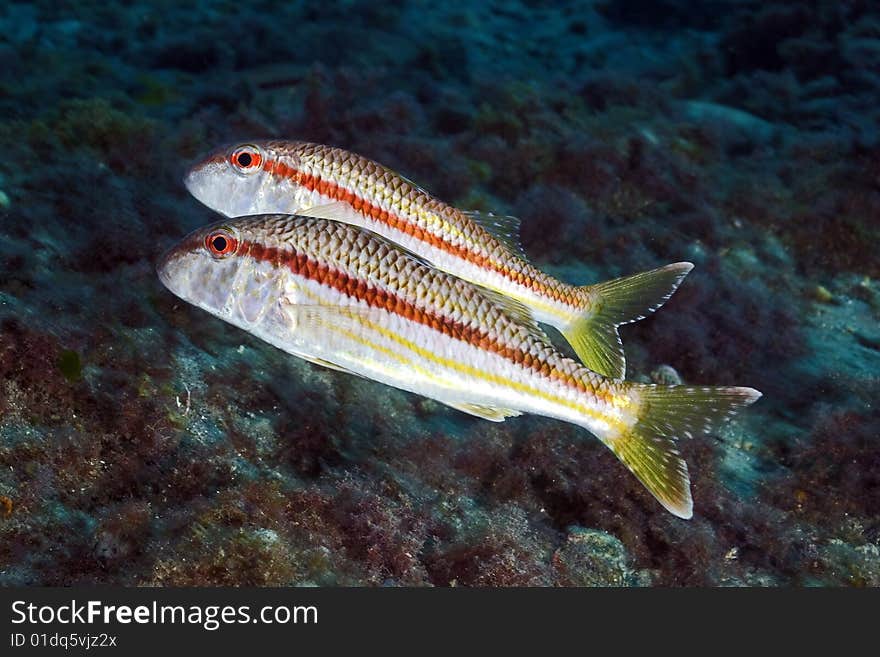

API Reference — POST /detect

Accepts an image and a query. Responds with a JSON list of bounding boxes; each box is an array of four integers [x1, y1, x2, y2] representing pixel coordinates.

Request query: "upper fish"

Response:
[[157, 210, 760, 518], [184, 140, 693, 379]]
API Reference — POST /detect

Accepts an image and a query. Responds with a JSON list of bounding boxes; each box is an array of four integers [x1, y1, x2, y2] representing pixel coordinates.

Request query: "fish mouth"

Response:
[[182, 168, 199, 198], [156, 242, 180, 293], [156, 230, 203, 296]]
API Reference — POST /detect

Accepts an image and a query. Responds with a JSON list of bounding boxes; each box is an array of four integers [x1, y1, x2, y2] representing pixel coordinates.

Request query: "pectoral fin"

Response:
[[281, 300, 379, 332], [296, 201, 365, 224]]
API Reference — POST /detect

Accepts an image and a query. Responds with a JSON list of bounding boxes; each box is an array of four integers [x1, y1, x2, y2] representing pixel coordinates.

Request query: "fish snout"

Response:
[[183, 146, 234, 209], [186, 163, 266, 220], [156, 240, 186, 295], [156, 229, 206, 299]]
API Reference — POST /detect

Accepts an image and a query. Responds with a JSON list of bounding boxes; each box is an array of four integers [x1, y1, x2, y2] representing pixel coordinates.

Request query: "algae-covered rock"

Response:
[[552, 527, 651, 587]]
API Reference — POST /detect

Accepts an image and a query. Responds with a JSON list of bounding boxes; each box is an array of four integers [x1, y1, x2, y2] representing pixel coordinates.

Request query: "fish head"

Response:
[[158, 220, 249, 321], [185, 141, 305, 217], [158, 215, 298, 331]]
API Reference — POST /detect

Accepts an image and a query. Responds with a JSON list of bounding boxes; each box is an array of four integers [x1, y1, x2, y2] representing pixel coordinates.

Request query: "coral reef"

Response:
[[0, 0, 878, 586]]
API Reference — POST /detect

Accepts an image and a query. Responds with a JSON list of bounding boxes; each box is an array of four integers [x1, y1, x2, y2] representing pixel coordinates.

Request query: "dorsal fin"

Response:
[[461, 210, 530, 263], [395, 170, 433, 198]]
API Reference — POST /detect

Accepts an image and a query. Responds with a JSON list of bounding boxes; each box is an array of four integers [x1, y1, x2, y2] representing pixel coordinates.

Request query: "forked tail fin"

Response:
[[602, 383, 762, 518], [561, 262, 693, 379]]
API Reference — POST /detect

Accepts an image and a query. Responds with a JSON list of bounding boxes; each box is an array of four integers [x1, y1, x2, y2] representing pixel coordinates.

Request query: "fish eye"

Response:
[[229, 145, 263, 174], [205, 230, 237, 258]]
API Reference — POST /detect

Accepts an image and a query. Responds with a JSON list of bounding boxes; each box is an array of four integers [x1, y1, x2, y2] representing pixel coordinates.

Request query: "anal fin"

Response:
[[442, 401, 522, 422], [299, 354, 358, 375]]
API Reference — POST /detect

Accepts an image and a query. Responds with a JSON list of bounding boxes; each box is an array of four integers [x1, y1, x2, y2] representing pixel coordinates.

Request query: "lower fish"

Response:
[[158, 212, 761, 518]]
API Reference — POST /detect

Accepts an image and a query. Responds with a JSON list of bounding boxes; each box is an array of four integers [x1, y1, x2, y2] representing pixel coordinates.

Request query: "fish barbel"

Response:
[[184, 140, 693, 379], [158, 211, 761, 518]]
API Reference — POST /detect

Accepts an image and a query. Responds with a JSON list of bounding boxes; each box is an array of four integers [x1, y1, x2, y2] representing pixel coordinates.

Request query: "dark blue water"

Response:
[[0, 1, 878, 586]]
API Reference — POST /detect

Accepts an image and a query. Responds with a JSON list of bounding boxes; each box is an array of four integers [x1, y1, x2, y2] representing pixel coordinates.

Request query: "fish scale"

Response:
[[186, 140, 697, 379], [159, 213, 761, 518]]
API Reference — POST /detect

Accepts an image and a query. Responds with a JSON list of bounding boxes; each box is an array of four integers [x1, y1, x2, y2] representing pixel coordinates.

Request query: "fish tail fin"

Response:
[[600, 383, 762, 518], [562, 262, 693, 379]]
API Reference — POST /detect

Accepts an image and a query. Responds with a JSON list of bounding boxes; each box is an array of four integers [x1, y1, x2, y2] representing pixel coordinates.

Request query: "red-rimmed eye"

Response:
[[229, 145, 263, 172], [205, 230, 237, 257]]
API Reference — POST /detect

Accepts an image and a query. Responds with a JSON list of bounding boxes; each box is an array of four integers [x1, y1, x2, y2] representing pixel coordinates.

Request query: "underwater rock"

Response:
[[650, 364, 683, 385], [682, 101, 778, 144], [552, 527, 651, 586]]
